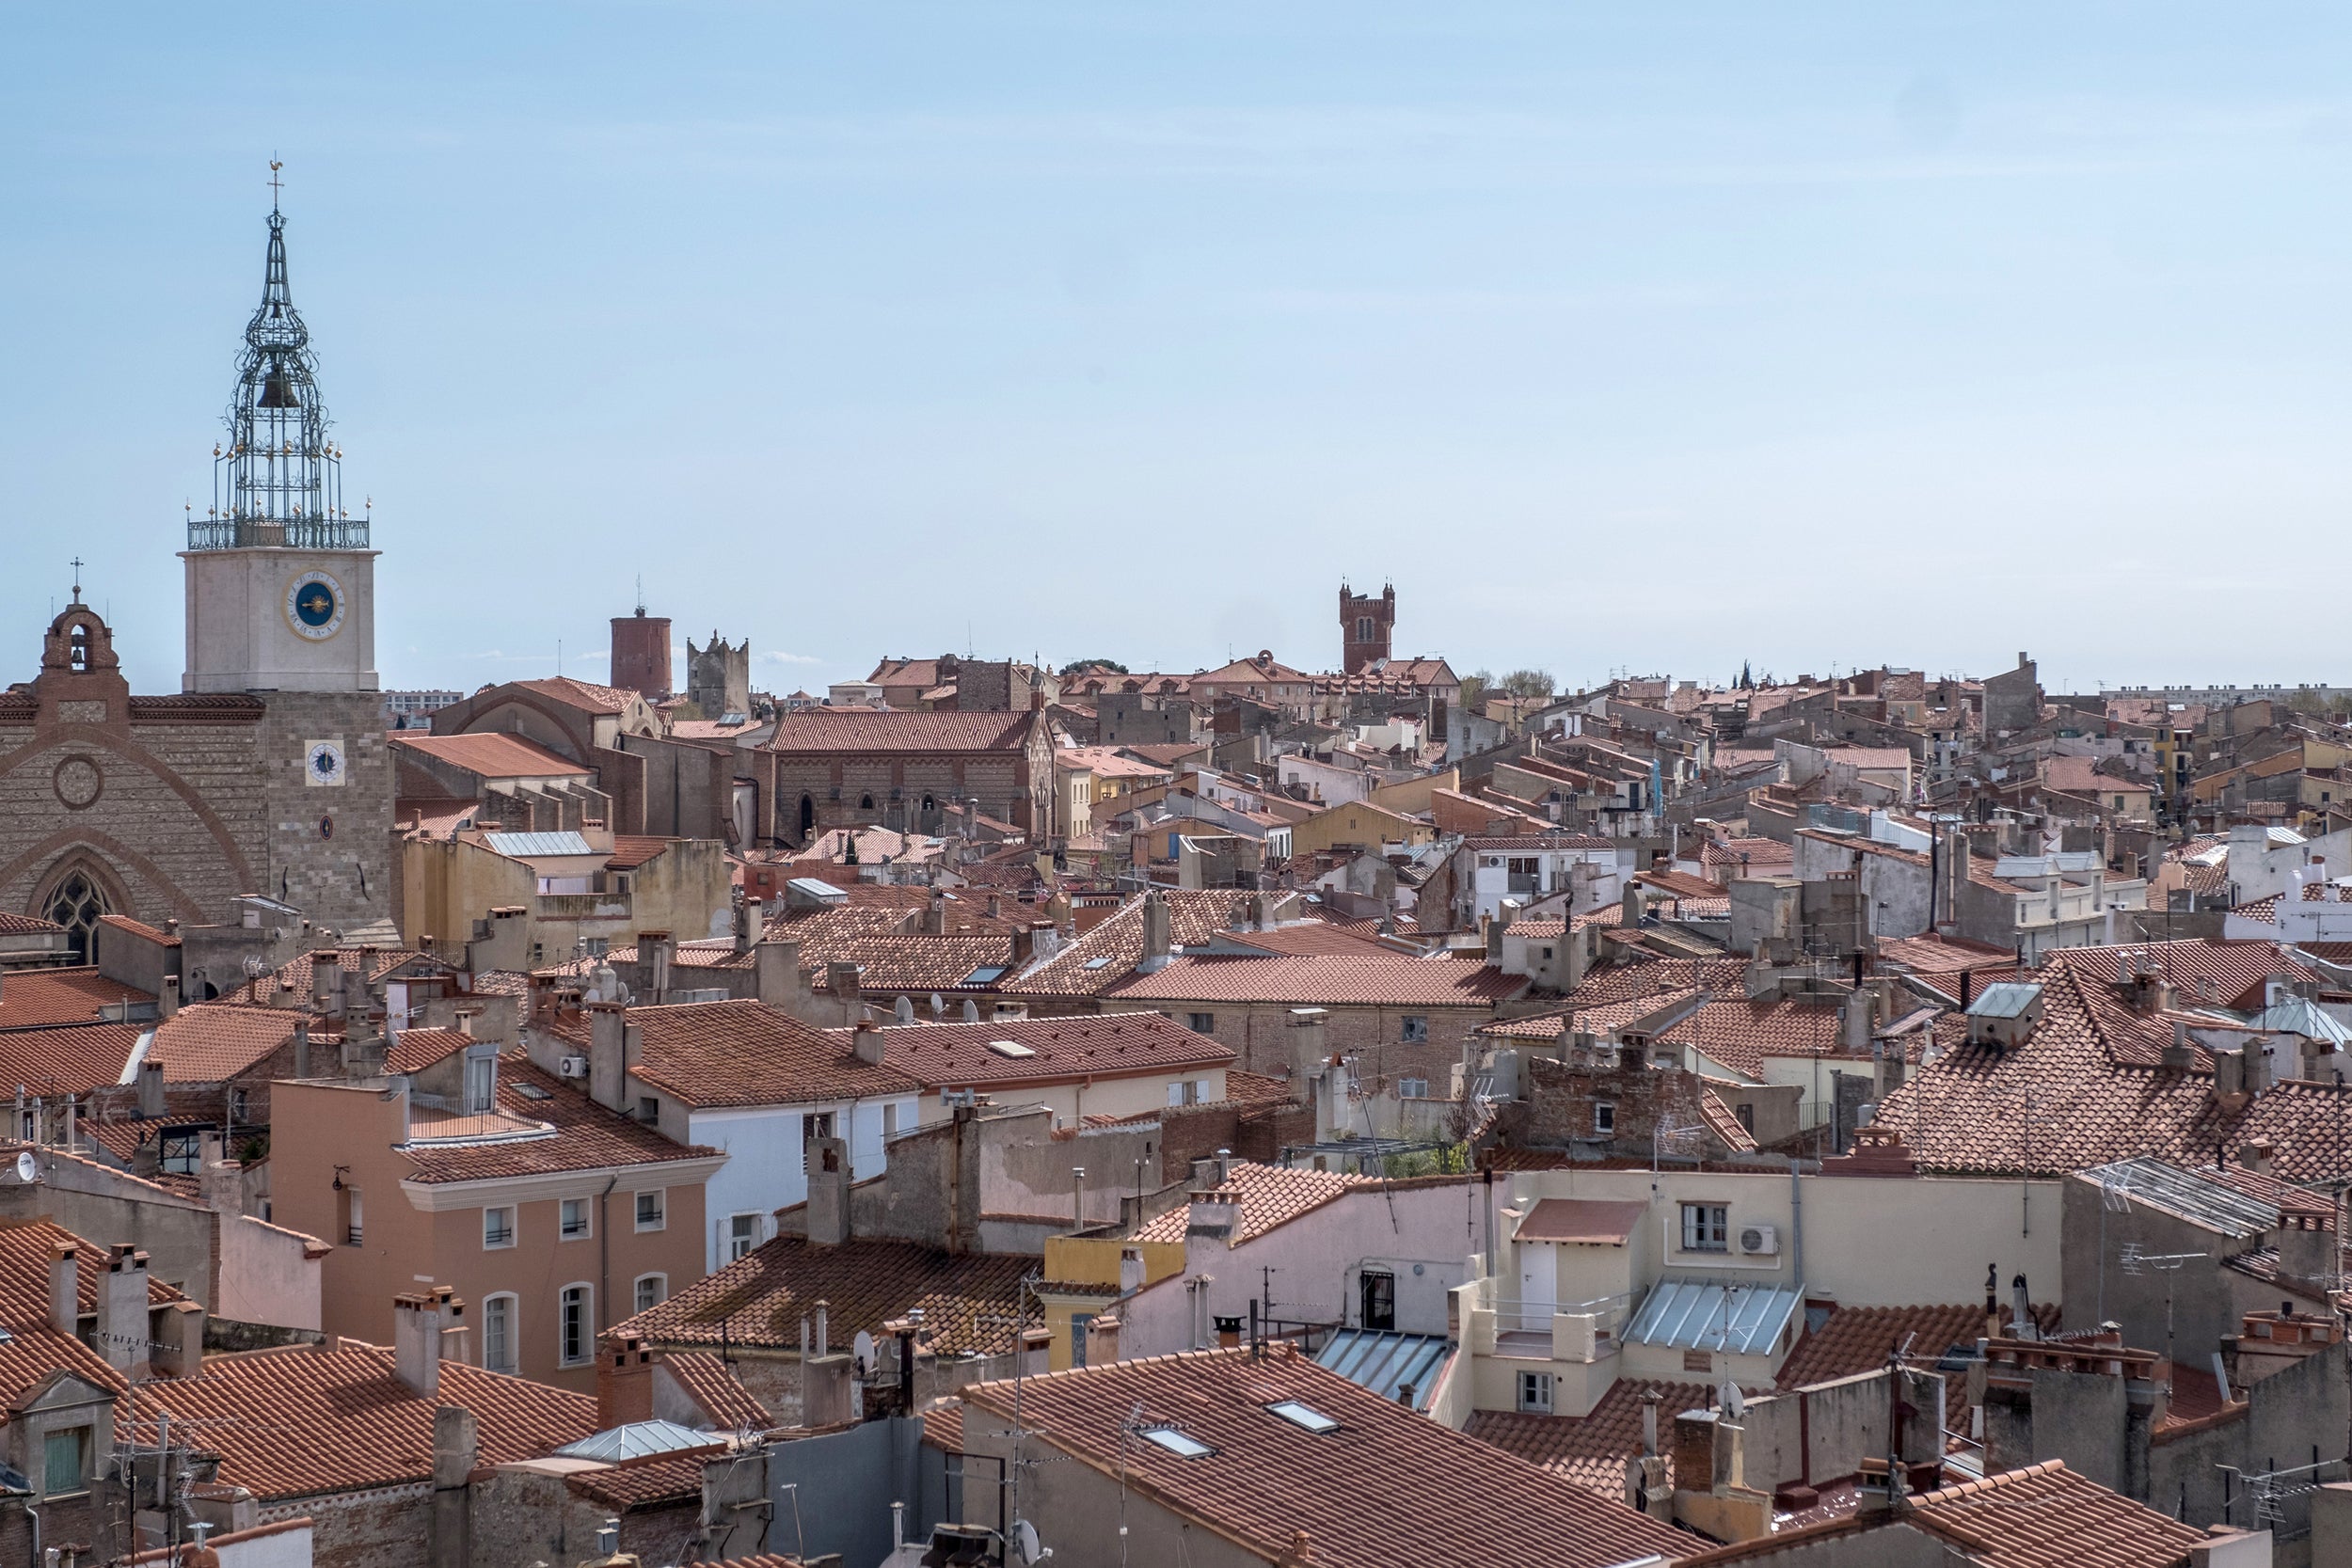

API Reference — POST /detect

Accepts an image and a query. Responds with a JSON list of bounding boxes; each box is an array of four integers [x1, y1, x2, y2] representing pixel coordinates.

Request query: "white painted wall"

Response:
[[686, 1094, 916, 1272], [217, 1215, 324, 1330]]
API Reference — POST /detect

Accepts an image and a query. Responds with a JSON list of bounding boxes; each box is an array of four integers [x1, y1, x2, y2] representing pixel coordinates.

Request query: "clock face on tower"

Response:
[[305, 739, 348, 786], [284, 570, 346, 641]]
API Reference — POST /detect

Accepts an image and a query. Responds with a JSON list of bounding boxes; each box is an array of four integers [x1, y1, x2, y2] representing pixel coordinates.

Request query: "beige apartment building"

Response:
[[272, 1028, 723, 1392]]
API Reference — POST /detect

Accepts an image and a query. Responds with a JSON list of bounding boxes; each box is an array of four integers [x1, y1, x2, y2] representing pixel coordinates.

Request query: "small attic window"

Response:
[[1083, 956, 1114, 970], [514, 1084, 553, 1101], [963, 966, 1009, 986], [1266, 1401, 1337, 1433], [1140, 1426, 1211, 1458], [986, 1039, 1037, 1059]]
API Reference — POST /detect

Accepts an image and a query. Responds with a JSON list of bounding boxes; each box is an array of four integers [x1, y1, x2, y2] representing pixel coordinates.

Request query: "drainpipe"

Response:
[[597, 1175, 617, 1337], [1790, 1159, 1809, 1290]]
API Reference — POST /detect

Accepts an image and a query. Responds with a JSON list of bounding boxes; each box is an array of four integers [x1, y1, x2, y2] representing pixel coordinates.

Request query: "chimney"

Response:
[[2162, 1021, 2194, 1071], [1085, 1311, 1121, 1366], [805, 1349, 855, 1424], [927, 887, 948, 936], [293, 1017, 311, 1078], [136, 1058, 166, 1120], [1010, 926, 1035, 967], [851, 1022, 887, 1066], [1119, 1247, 1145, 1293], [598, 1337, 656, 1428], [828, 960, 862, 1004], [154, 1299, 205, 1379], [641, 932, 675, 1003], [755, 934, 801, 1010], [733, 899, 755, 956], [2010, 1274, 2037, 1341], [437, 1284, 472, 1368], [433, 1405, 478, 1568], [49, 1241, 76, 1335], [453, 1008, 477, 1039], [97, 1244, 150, 1373], [806, 1135, 851, 1246], [1286, 1007, 1330, 1104], [588, 1003, 629, 1114], [158, 974, 181, 1020], [393, 1291, 446, 1398], [311, 950, 343, 1016], [1073, 1164, 1087, 1226], [1138, 890, 1171, 974], [1842, 989, 1873, 1055], [816, 1299, 830, 1355], [2240, 1138, 2275, 1176]]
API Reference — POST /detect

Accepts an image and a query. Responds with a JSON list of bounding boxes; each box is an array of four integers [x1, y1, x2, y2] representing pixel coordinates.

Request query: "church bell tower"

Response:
[[183, 179, 378, 697], [182, 174, 392, 931]]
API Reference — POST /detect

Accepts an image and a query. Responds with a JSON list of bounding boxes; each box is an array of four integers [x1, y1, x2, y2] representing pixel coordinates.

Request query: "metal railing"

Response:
[[187, 515, 371, 551]]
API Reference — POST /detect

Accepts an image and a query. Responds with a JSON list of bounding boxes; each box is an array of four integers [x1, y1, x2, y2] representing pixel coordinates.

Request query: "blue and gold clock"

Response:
[[284, 570, 346, 641]]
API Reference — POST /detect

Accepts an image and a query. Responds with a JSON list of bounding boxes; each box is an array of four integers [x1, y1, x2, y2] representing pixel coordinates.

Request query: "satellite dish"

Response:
[[1011, 1519, 1051, 1564], [852, 1329, 876, 1376], [1719, 1382, 1744, 1420], [13, 1152, 35, 1183]]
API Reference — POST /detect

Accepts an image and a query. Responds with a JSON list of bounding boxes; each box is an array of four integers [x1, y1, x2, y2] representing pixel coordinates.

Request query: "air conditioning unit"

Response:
[[1738, 1223, 1779, 1257], [558, 1055, 589, 1079]]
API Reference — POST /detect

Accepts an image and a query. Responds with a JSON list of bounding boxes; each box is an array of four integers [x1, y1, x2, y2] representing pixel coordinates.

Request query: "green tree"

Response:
[[1500, 668, 1556, 702], [1062, 658, 1129, 674], [1458, 669, 1494, 713]]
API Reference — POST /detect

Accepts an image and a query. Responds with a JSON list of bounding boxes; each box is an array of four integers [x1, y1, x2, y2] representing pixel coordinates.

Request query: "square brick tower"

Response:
[[1340, 581, 1395, 674]]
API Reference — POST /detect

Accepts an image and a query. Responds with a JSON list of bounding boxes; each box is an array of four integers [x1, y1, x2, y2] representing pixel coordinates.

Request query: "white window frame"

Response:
[[634, 1188, 666, 1232], [1680, 1202, 1729, 1254], [882, 1101, 899, 1138], [634, 1273, 667, 1313], [559, 1283, 594, 1367], [727, 1212, 762, 1262], [464, 1051, 498, 1115], [1595, 1102, 1616, 1135], [483, 1291, 518, 1374], [1517, 1370, 1553, 1414], [1186, 1012, 1216, 1035], [483, 1205, 516, 1250], [561, 1196, 592, 1241]]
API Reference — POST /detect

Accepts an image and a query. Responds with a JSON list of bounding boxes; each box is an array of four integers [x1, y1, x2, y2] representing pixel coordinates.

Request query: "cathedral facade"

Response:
[[0, 197, 392, 962]]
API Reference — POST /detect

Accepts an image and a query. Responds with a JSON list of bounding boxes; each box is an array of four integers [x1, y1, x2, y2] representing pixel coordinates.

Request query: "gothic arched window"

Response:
[[42, 867, 111, 964]]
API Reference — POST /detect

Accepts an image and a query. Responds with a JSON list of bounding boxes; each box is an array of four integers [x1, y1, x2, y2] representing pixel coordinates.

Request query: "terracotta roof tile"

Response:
[[1110, 954, 1527, 1008], [865, 1012, 1231, 1091], [389, 730, 592, 779], [962, 1347, 1688, 1568], [512, 676, 643, 714], [151, 1004, 306, 1083], [397, 1053, 723, 1184], [662, 1350, 776, 1431], [618, 1236, 1034, 1357], [97, 913, 178, 947], [0, 911, 66, 937], [1133, 1163, 1368, 1244], [565, 1449, 720, 1509], [126, 1345, 596, 1501], [618, 1000, 920, 1109], [0, 966, 147, 1029], [0, 1021, 140, 1097], [1007, 891, 1258, 997], [1464, 1378, 1714, 1496]]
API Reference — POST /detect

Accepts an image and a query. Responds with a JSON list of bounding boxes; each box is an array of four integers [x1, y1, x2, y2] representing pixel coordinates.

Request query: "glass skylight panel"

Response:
[[1140, 1426, 1211, 1458], [1266, 1401, 1337, 1433]]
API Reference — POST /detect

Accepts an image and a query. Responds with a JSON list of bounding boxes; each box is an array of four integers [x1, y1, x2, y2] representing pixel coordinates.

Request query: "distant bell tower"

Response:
[[611, 597, 674, 701], [1340, 580, 1395, 674], [183, 175, 378, 696]]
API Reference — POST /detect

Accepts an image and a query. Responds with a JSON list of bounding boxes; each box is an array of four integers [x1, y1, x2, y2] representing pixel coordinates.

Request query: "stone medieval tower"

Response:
[[1340, 581, 1395, 674], [686, 632, 751, 719]]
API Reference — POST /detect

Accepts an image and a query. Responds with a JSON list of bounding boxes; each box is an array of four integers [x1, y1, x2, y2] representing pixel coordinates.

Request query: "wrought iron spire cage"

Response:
[[189, 192, 368, 550]]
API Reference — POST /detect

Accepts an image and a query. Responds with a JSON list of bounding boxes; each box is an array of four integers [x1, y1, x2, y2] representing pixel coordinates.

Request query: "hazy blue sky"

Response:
[[4, 5, 2349, 698]]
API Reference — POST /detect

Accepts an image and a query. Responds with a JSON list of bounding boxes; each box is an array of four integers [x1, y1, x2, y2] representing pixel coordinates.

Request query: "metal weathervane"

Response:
[[191, 159, 367, 552]]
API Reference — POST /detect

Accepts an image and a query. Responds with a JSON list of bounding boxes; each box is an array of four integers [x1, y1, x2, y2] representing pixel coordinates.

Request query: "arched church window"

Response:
[[42, 868, 110, 964], [798, 795, 815, 838], [859, 794, 875, 812]]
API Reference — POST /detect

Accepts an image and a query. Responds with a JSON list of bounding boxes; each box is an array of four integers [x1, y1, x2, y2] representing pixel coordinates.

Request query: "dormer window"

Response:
[[464, 1049, 497, 1115]]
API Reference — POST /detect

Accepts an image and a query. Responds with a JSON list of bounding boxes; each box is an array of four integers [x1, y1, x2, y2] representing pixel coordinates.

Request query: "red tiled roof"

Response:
[[1774, 1303, 1993, 1391], [662, 1350, 776, 1432], [766, 711, 1037, 755], [0, 911, 65, 937], [0, 1022, 140, 1097], [618, 1235, 1035, 1356], [228, 948, 453, 1006], [1110, 954, 1527, 1008], [618, 999, 920, 1110], [963, 1347, 1688, 1568], [1005, 891, 1258, 997], [608, 835, 680, 872], [1133, 1163, 1369, 1243], [1224, 924, 1399, 958], [812, 932, 1017, 992], [512, 676, 642, 714], [865, 1012, 1232, 1091], [397, 1053, 723, 1184], [389, 730, 591, 779], [385, 1026, 473, 1075], [0, 966, 147, 1029], [1514, 1197, 1648, 1244], [1653, 997, 1851, 1079], [1907, 1459, 2206, 1568], [1464, 1379, 1713, 1496], [97, 912, 177, 947], [151, 1004, 306, 1083], [566, 1449, 720, 1509], [125, 1344, 595, 1501]]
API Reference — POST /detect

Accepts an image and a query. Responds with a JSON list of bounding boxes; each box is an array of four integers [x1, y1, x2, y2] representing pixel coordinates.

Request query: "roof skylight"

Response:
[[1083, 956, 1114, 970], [985, 1039, 1037, 1059], [962, 966, 1009, 986], [1139, 1426, 1211, 1458], [1266, 1401, 1337, 1433]]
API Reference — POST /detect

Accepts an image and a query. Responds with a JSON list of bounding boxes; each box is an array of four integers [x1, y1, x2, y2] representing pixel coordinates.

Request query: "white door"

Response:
[[1517, 1242, 1557, 1331]]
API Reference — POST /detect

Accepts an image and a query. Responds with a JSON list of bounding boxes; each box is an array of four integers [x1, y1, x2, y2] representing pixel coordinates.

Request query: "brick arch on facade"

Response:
[[0, 729, 260, 896], [8, 828, 209, 928]]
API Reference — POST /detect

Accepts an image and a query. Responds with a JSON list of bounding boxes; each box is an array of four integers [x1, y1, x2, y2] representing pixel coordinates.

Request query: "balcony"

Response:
[[187, 515, 372, 551]]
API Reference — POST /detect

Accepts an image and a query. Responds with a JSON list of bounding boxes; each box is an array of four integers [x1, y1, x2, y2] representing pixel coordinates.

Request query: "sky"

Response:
[[3, 4, 2349, 700]]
